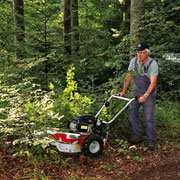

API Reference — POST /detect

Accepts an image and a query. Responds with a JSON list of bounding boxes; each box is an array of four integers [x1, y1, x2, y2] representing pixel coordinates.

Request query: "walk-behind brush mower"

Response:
[[47, 95, 136, 157]]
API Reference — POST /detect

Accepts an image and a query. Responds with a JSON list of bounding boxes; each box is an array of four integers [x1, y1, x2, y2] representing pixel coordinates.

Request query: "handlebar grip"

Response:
[[135, 96, 139, 100]]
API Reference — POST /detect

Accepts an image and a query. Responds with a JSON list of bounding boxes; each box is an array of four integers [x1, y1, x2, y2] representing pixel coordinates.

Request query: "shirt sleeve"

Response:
[[150, 61, 158, 77], [128, 58, 135, 71]]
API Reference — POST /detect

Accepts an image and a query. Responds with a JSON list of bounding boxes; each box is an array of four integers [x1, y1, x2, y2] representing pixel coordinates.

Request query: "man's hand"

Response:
[[119, 91, 125, 97], [139, 95, 147, 103]]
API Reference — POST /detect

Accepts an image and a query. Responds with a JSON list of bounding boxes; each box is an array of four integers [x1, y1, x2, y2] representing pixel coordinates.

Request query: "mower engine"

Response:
[[68, 114, 96, 133]]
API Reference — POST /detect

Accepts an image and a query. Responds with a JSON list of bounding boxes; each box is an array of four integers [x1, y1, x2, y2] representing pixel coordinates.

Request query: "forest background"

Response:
[[0, 0, 179, 161]]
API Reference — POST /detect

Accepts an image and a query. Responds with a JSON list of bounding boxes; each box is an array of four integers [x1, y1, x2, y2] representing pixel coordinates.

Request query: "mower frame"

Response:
[[48, 95, 136, 157]]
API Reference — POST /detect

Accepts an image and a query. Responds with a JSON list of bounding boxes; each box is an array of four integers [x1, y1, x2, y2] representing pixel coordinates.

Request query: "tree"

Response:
[[13, 0, 25, 59], [123, 0, 130, 32], [71, 0, 79, 53], [63, 0, 71, 54], [0, 1, 14, 66], [130, 0, 145, 57]]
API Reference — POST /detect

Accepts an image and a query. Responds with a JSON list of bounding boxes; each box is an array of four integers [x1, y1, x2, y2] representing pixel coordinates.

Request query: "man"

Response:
[[119, 42, 158, 150]]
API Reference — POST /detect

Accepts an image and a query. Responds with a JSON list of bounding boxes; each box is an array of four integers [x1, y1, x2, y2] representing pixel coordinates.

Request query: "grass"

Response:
[[155, 101, 180, 146]]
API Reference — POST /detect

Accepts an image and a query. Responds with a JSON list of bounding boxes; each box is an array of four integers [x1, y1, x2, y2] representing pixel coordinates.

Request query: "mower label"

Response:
[[74, 144, 81, 150], [81, 125, 88, 130]]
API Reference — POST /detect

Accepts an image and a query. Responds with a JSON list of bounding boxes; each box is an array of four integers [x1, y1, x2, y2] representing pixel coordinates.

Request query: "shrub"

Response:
[[53, 66, 93, 122], [0, 80, 63, 155], [155, 99, 180, 145], [0, 66, 93, 155]]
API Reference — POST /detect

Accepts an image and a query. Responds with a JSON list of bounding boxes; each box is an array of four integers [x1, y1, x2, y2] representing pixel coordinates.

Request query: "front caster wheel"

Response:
[[82, 134, 104, 157]]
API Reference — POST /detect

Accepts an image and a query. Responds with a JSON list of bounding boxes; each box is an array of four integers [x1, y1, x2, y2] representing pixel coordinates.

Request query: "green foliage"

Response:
[[156, 99, 180, 144], [24, 0, 62, 57], [0, 0, 179, 158], [132, 156, 145, 162], [144, 0, 180, 100], [0, 80, 62, 155], [0, 67, 93, 155], [97, 90, 132, 138], [54, 66, 93, 121], [115, 138, 145, 161], [0, 0, 179, 100], [116, 139, 130, 155], [145, 0, 180, 52], [0, 0, 14, 54], [157, 58, 180, 100]]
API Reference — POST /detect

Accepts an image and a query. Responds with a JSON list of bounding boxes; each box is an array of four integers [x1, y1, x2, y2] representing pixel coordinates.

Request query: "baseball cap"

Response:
[[135, 42, 149, 51]]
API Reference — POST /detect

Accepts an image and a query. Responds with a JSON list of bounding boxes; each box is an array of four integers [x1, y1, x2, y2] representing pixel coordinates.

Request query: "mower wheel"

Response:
[[82, 134, 104, 157]]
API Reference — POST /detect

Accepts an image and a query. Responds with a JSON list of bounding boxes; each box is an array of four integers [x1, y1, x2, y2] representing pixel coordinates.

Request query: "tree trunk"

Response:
[[71, 0, 79, 53], [130, 0, 145, 58], [124, 0, 130, 30], [63, 0, 71, 54], [13, 0, 25, 59]]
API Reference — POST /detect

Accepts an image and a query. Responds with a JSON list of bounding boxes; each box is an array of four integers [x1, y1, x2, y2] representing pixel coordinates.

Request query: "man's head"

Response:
[[135, 42, 150, 65]]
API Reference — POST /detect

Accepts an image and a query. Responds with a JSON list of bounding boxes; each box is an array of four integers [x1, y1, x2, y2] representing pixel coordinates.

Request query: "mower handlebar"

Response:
[[111, 94, 133, 101], [111, 94, 139, 101], [95, 94, 137, 124]]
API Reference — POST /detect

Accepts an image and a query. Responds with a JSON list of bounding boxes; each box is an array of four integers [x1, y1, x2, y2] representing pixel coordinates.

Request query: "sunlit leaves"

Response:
[[119, 0, 124, 4], [59, 66, 92, 117], [0, 79, 63, 154]]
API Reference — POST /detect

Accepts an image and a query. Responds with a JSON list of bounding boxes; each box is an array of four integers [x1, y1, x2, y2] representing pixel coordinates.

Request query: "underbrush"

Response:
[[155, 100, 180, 146], [0, 66, 92, 156]]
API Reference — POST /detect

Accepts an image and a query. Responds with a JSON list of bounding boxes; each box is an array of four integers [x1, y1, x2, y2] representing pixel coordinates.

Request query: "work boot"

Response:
[[148, 142, 155, 151], [129, 136, 143, 145]]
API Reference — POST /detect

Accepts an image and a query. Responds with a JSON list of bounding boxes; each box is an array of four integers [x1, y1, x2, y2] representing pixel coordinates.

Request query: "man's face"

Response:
[[137, 49, 148, 64]]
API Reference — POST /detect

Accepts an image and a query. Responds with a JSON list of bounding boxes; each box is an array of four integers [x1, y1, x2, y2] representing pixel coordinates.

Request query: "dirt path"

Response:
[[0, 145, 180, 180]]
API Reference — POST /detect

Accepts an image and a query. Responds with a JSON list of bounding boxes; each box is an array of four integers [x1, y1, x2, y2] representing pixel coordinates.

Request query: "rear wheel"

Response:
[[82, 134, 103, 157]]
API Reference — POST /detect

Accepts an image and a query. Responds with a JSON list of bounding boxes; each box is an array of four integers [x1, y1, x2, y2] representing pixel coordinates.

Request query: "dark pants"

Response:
[[129, 95, 156, 143]]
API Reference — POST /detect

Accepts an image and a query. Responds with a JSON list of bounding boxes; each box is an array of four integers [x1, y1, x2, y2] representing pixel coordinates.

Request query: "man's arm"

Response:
[[119, 73, 132, 97], [139, 76, 157, 103]]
